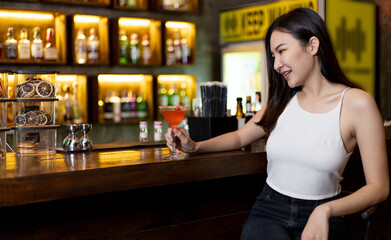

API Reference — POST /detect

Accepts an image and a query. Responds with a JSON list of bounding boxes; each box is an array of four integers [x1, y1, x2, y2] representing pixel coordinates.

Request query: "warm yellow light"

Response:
[[98, 74, 147, 83], [56, 75, 78, 82], [165, 21, 191, 28], [158, 75, 194, 83], [0, 11, 53, 20], [119, 18, 151, 27], [74, 15, 100, 23], [98, 100, 104, 107]]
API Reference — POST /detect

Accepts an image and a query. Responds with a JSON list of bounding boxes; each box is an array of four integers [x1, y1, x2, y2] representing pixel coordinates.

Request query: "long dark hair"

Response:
[[257, 7, 361, 136]]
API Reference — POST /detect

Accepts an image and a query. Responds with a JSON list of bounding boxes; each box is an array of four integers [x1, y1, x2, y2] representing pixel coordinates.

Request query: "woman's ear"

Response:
[[308, 36, 320, 55]]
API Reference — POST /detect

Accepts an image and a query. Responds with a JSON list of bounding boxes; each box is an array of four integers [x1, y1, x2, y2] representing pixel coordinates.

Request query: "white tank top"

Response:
[[266, 88, 352, 200]]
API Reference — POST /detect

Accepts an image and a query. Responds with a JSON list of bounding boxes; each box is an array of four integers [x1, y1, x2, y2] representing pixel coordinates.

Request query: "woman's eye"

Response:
[[279, 49, 284, 54]]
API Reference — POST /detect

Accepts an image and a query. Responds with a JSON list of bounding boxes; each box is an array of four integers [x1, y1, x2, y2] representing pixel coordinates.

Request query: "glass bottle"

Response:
[[75, 29, 87, 64], [139, 121, 148, 142], [103, 91, 113, 122], [63, 86, 73, 123], [119, 30, 128, 64], [154, 121, 163, 142], [127, 0, 137, 8], [18, 28, 31, 60], [129, 33, 140, 64], [31, 27, 43, 61], [235, 97, 244, 119], [168, 83, 180, 106], [120, 90, 131, 120], [136, 92, 148, 120], [181, 29, 191, 64], [173, 29, 182, 64], [246, 96, 252, 114], [5, 27, 17, 60], [72, 81, 82, 124], [129, 91, 137, 119], [141, 33, 151, 65], [166, 38, 175, 65], [87, 28, 100, 64], [118, 0, 126, 6], [111, 91, 121, 123], [44, 28, 58, 61], [255, 91, 262, 112], [158, 84, 169, 106], [180, 82, 190, 107]]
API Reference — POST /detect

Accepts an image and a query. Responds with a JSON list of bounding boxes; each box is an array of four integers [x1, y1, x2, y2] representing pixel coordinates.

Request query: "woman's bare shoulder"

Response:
[[344, 88, 377, 112]]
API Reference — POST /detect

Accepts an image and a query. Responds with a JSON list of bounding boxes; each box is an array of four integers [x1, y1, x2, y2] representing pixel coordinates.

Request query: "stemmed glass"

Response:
[[159, 106, 189, 160]]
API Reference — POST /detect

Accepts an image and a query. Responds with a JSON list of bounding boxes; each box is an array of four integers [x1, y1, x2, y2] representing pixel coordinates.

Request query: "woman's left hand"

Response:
[[301, 205, 331, 240]]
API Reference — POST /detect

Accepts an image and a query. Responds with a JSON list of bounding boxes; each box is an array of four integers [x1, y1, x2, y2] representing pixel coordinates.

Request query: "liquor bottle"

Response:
[[0, 37, 4, 59], [162, 0, 172, 9], [44, 28, 58, 61], [173, 29, 182, 64], [154, 121, 163, 142], [103, 91, 113, 122], [255, 91, 262, 112], [129, 91, 137, 119], [72, 81, 82, 124], [235, 97, 244, 119], [136, 92, 148, 120], [127, 0, 137, 8], [63, 86, 73, 123], [158, 84, 169, 106], [168, 83, 180, 106], [245, 96, 254, 117], [5, 27, 17, 60], [129, 33, 140, 64], [31, 27, 43, 61], [166, 38, 175, 65], [141, 33, 151, 65], [181, 29, 191, 64], [18, 28, 31, 60], [179, 82, 190, 107], [75, 29, 87, 64], [120, 90, 132, 120], [118, 0, 126, 6], [111, 91, 121, 123], [119, 30, 128, 64], [87, 28, 100, 64]]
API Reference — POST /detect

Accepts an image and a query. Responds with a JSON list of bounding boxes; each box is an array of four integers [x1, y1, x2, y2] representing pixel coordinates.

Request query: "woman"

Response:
[[165, 8, 389, 240]]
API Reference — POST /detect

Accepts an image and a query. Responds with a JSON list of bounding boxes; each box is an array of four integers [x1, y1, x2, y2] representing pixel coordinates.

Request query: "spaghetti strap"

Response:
[[340, 87, 351, 102]]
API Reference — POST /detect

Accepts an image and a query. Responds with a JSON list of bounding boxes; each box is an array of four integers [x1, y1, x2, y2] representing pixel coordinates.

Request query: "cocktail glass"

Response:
[[159, 106, 189, 160]]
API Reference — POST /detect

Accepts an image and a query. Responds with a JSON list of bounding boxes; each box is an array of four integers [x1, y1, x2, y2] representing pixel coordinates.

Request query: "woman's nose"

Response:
[[274, 58, 282, 72]]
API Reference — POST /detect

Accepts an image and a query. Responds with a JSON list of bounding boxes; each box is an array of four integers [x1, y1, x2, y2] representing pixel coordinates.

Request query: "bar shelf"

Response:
[[151, 0, 198, 13], [113, 0, 148, 10], [42, 0, 110, 7]]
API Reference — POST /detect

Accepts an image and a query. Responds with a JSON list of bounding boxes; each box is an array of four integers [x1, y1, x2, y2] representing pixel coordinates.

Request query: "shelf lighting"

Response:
[[0, 11, 53, 20], [118, 18, 151, 27], [165, 21, 191, 28], [98, 74, 147, 83], [158, 75, 194, 83], [74, 15, 100, 23], [56, 75, 78, 82]]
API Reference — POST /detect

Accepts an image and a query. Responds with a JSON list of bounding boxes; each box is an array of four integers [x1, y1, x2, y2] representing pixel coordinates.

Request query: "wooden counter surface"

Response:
[[0, 147, 266, 207]]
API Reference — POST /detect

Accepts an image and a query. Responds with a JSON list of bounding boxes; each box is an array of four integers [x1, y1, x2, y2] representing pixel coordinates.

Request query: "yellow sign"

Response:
[[219, 0, 318, 44], [326, 0, 375, 95]]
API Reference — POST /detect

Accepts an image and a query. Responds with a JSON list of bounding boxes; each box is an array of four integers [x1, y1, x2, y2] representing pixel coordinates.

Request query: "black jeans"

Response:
[[241, 184, 346, 240]]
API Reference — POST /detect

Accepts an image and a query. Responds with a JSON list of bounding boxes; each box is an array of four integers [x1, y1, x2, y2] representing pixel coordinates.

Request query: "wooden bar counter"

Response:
[[0, 146, 268, 239]]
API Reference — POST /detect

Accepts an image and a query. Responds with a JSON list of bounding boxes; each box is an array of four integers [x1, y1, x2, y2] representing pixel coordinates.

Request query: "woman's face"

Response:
[[270, 30, 317, 88]]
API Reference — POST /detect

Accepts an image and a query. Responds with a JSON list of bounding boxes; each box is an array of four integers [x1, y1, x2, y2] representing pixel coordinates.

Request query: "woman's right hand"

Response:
[[165, 127, 197, 153]]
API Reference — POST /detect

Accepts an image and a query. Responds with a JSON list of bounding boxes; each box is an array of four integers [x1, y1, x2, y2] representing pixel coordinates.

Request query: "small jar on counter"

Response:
[[154, 121, 163, 141], [139, 121, 148, 142]]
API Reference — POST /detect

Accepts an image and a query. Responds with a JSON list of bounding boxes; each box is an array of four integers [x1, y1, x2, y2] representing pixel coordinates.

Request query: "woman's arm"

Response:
[[166, 104, 268, 153], [302, 89, 389, 239]]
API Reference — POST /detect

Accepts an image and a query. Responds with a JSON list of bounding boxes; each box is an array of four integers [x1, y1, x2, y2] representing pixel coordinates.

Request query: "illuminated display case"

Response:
[[150, 0, 198, 12], [164, 21, 196, 66], [113, 0, 148, 10], [71, 14, 109, 65], [90, 74, 154, 124], [0, 9, 66, 64], [55, 74, 88, 125], [0, 128, 7, 160], [0, 70, 10, 129], [12, 70, 59, 156], [113, 17, 162, 66], [42, 0, 110, 7]]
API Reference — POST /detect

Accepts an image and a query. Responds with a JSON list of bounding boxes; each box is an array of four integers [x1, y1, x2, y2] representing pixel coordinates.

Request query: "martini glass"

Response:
[[159, 106, 189, 160]]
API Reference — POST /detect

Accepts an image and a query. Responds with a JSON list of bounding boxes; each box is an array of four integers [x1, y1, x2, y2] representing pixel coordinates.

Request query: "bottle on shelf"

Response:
[[154, 121, 163, 141], [139, 121, 148, 142], [120, 90, 132, 120], [235, 97, 244, 119], [173, 29, 182, 64], [127, 0, 137, 8], [103, 91, 113, 122], [87, 28, 100, 64], [18, 28, 31, 60], [5, 27, 17, 60], [168, 83, 180, 106], [31, 27, 43, 61], [166, 38, 175, 65], [245, 96, 254, 117], [118, 0, 126, 6], [158, 84, 169, 106], [129, 91, 137, 119], [129, 33, 140, 64], [255, 91, 262, 112], [44, 28, 58, 61], [119, 30, 128, 64], [0, 37, 4, 59], [75, 29, 87, 64], [136, 92, 148, 120], [179, 82, 191, 106], [63, 85, 74, 123], [111, 91, 121, 123], [181, 29, 191, 64], [72, 81, 82, 124], [141, 33, 151, 65]]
